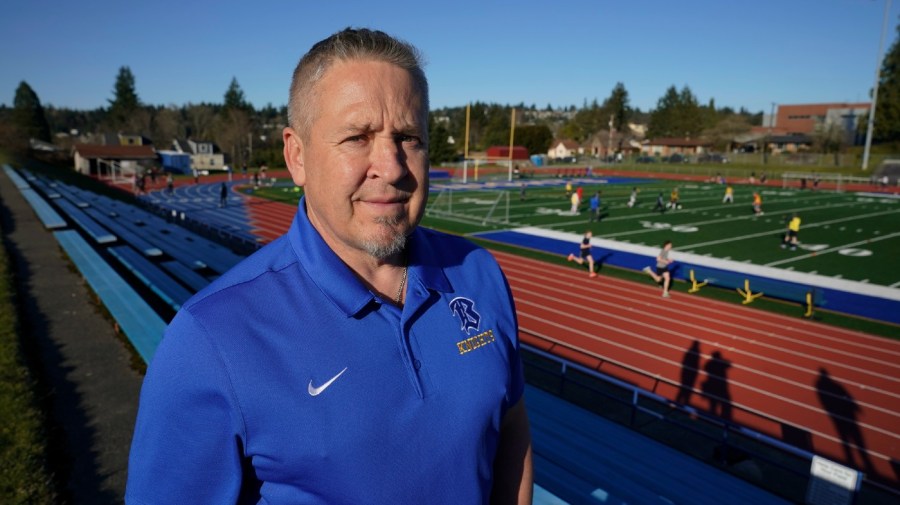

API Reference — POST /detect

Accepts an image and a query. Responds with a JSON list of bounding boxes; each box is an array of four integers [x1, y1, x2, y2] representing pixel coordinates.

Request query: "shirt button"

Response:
[[413, 360, 422, 370]]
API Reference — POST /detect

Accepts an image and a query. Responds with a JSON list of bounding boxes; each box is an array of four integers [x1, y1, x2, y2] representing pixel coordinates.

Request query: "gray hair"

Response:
[[287, 27, 429, 136]]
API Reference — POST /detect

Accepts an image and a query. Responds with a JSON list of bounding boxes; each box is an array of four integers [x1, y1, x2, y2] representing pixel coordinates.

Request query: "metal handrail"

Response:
[[520, 339, 900, 501]]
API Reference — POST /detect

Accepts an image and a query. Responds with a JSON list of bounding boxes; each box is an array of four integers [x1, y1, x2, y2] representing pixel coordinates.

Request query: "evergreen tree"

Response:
[[107, 66, 141, 129], [515, 124, 553, 155], [224, 77, 252, 111], [603, 83, 631, 132], [12, 81, 51, 142], [647, 85, 704, 138], [647, 86, 681, 138], [874, 22, 900, 143], [218, 78, 253, 168], [427, 115, 456, 165]]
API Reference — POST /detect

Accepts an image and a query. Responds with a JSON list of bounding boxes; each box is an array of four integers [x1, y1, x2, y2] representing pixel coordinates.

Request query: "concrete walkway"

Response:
[[0, 167, 142, 504]]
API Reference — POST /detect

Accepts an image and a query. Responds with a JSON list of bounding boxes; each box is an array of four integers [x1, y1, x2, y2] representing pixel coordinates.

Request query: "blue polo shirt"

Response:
[[126, 197, 524, 504]]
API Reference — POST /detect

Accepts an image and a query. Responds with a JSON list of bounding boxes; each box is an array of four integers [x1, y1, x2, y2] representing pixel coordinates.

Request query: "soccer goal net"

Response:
[[426, 188, 511, 226]]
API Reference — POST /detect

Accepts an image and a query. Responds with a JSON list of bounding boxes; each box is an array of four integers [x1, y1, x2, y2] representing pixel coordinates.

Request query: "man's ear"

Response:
[[282, 127, 306, 186]]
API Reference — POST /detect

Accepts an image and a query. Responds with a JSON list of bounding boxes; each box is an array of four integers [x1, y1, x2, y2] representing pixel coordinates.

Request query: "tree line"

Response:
[[3, 22, 900, 166]]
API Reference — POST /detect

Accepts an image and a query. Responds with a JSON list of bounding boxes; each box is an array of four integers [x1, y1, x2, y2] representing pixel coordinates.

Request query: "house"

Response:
[[72, 144, 157, 177], [766, 134, 814, 154], [640, 138, 710, 157], [548, 139, 582, 160], [587, 131, 641, 158], [171, 139, 226, 171]]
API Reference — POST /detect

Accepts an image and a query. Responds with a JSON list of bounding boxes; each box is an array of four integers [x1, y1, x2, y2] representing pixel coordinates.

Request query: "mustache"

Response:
[[353, 189, 413, 203]]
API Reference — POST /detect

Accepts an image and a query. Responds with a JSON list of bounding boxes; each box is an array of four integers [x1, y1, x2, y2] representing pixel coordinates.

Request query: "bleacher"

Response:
[[5, 166, 238, 361], [526, 385, 791, 504], [53, 231, 166, 362], [3, 165, 66, 230]]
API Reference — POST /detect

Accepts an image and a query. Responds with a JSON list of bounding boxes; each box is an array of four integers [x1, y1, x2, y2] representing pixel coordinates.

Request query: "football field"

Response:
[[421, 177, 900, 288]]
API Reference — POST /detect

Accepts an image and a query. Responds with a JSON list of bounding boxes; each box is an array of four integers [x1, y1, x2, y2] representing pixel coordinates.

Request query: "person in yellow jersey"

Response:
[[782, 213, 801, 250], [751, 191, 763, 215], [668, 187, 680, 209], [722, 184, 734, 204]]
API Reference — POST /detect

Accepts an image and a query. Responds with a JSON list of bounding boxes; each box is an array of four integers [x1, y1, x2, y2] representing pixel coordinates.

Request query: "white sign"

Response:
[[805, 455, 859, 505]]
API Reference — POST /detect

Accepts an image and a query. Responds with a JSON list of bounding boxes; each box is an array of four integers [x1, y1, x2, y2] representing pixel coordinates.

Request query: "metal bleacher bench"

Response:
[[526, 385, 791, 504], [53, 198, 118, 244], [53, 230, 166, 363], [108, 245, 194, 312], [3, 165, 67, 230], [688, 267, 825, 318]]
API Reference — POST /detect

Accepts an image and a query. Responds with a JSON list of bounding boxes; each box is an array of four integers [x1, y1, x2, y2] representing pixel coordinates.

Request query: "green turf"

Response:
[[424, 180, 900, 288]]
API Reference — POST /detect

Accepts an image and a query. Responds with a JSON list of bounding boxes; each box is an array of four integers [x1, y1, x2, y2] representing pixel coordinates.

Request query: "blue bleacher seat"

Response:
[[53, 230, 166, 363], [108, 245, 194, 311], [160, 260, 211, 292], [3, 164, 32, 190], [53, 198, 117, 244], [82, 207, 163, 257], [526, 385, 791, 505]]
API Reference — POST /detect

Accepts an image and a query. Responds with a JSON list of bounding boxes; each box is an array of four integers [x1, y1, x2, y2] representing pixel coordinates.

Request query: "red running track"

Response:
[[239, 196, 900, 489], [494, 249, 900, 489]]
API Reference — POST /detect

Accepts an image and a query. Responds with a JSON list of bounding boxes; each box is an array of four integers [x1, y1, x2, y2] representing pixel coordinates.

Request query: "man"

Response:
[[627, 186, 638, 208], [589, 191, 600, 222], [782, 213, 801, 250], [653, 191, 666, 213], [219, 181, 228, 207], [752, 191, 763, 215], [668, 187, 680, 210], [642, 239, 674, 298], [126, 28, 532, 504], [567, 230, 598, 278], [722, 184, 733, 204], [569, 189, 580, 214]]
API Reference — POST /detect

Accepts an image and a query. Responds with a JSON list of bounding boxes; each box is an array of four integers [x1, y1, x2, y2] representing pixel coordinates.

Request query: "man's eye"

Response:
[[397, 134, 422, 145], [344, 135, 367, 144]]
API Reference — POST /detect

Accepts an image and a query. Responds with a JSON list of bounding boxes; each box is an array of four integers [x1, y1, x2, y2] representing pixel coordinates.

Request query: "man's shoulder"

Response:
[[416, 226, 481, 254], [183, 236, 297, 311], [414, 227, 498, 268]]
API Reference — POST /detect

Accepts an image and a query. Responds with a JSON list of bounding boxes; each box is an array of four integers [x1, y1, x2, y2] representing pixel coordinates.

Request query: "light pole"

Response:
[[862, 0, 892, 171], [764, 102, 776, 164]]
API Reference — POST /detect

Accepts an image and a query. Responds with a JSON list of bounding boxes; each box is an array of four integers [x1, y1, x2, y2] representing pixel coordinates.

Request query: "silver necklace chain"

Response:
[[394, 266, 408, 305]]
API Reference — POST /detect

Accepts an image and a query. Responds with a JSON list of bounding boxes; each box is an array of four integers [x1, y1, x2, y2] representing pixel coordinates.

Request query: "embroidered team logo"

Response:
[[449, 297, 481, 334]]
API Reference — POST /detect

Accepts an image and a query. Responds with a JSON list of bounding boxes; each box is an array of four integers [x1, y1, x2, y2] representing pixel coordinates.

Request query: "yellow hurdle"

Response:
[[804, 292, 815, 318], [688, 269, 708, 293], [736, 279, 764, 305]]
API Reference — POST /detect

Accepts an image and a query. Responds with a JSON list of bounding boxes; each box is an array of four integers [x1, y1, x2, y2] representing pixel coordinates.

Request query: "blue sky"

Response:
[[1, 0, 897, 115]]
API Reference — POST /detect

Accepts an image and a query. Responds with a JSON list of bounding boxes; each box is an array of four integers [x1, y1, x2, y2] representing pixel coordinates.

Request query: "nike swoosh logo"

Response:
[[308, 367, 348, 397]]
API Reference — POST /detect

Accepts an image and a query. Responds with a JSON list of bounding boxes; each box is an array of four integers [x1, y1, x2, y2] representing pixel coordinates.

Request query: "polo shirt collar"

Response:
[[288, 197, 451, 317]]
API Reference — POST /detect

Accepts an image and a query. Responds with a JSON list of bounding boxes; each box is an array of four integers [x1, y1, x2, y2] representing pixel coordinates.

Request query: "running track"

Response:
[[148, 179, 900, 490]]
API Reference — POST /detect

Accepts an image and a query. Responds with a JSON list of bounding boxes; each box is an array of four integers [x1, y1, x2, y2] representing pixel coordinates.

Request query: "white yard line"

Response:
[[764, 232, 900, 267], [680, 208, 900, 250]]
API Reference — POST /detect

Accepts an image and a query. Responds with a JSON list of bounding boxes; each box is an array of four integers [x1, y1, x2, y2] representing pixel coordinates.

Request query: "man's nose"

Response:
[[369, 137, 408, 182]]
